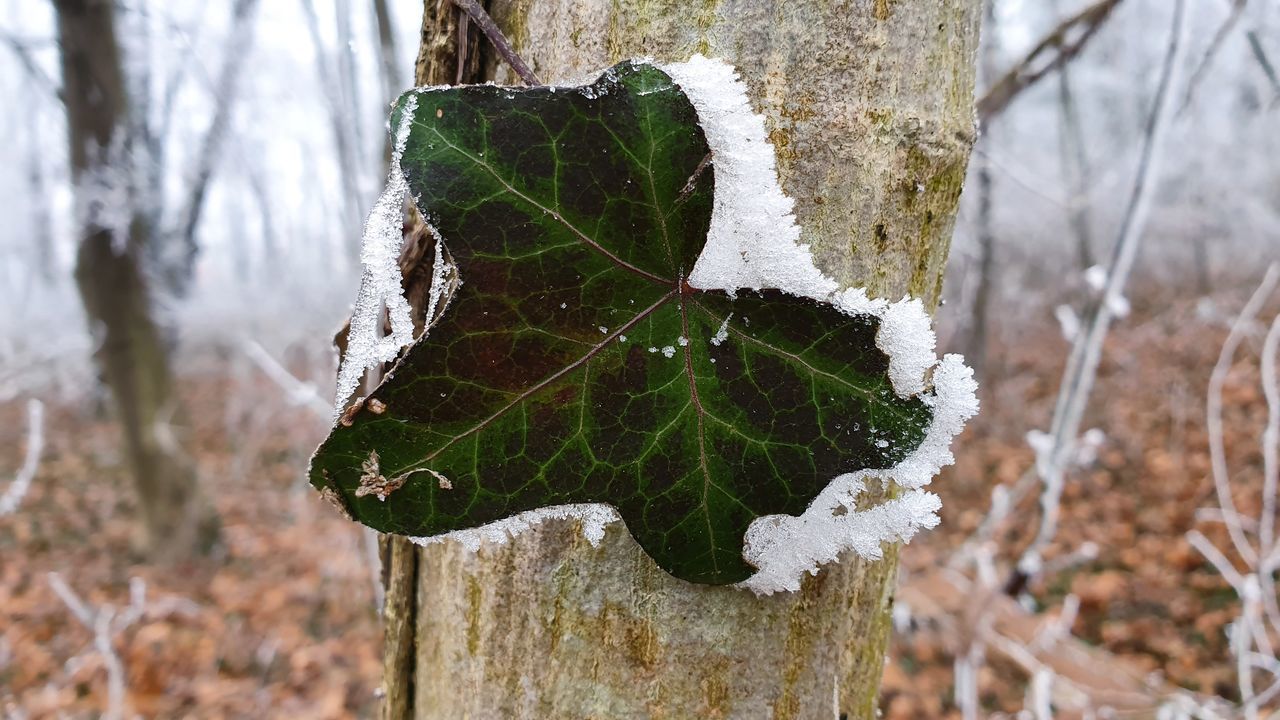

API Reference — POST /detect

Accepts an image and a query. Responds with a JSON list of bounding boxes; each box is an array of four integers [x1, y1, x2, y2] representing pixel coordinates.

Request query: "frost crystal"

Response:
[[74, 133, 139, 255], [409, 504, 620, 552], [1083, 264, 1107, 291], [662, 56, 838, 299], [424, 227, 451, 326], [710, 313, 732, 346], [333, 95, 421, 416], [741, 355, 977, 594], [1055, 304, 1080, 341], [656, 55, 977, 594]]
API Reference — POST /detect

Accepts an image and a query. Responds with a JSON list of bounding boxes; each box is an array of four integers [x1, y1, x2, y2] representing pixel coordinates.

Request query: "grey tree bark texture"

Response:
[[384, 1, 980, 718]]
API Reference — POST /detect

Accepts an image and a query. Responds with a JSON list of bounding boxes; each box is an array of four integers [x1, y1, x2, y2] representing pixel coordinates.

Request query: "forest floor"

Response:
[[0, 276, 1274, 718], [883, 278, 1277, 717]]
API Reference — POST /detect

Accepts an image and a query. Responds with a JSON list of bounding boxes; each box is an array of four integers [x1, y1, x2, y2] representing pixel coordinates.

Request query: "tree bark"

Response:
[[384, 1, 979, 717], [53, 0, 218, 560], [966, 0, 998, 380]]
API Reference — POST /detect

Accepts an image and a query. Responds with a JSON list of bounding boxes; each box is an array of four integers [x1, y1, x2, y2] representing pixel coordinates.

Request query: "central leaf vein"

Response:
[[393, 290, 677, 477]]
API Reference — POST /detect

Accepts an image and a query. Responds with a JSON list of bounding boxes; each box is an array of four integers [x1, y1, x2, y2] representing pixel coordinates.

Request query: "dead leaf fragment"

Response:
[[354, 450, 407, 501]]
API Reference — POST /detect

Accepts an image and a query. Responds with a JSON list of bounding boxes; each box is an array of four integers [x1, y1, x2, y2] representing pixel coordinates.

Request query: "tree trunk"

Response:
[[53, 0, 218, 560], [966, 0, 998, 380], [383, 1, 979, 717], [374, 0, 404, 167]]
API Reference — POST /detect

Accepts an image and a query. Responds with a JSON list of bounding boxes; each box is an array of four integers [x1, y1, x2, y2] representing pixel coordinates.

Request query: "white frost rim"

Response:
[[353, 56, 976, 595], [333, 94, 421, 415]]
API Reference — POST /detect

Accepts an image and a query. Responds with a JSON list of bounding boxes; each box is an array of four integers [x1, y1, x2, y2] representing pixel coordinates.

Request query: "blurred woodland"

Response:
[[2, 0, 1280, 717]]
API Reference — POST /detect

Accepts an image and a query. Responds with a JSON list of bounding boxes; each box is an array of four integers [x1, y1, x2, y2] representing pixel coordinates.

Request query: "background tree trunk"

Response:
[[53, 0, 218, 560], [383, 1, 979, 717], [966, 0, 998, 380]]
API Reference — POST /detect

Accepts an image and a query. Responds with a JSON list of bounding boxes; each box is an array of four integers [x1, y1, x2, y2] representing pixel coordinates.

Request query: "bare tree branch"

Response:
[[1245, 29, 1280, 104], [373, 0, 403, 165], [0, 400, 45, 516], [300, 0, 364, 254], [1180, 0, 1247, 113], [977, 0, 1124, 123], [1, 32, 64, 103], [1006, 0, 1188, 594], [1049, 0, 1096, 270], [173, 0, 261, 292], [1205, 265, 1279, 568], [1180, 0, 1280, 111], [450, 0, 539, 85]]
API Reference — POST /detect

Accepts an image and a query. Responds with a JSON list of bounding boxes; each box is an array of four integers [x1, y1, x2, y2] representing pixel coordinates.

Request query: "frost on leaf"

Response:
[[309, 57, 976, 590], [332, 94, 421, 414]]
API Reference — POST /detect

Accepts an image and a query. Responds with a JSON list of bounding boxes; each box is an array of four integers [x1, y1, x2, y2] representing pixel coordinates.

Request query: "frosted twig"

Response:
[[1234, 617, 1257, 720], [299, 0, 363, 244], [1187, 267, 1280, 718], [1187, 530, 1246, 593], [1207, 265, 1279, 567], [954, 650, 982, 720], [951, 467, 1035, 569], [1008, 0, 1189, 592], [243, 339, 332, 420], [450, 0, 539, 86], [47, 573, 128, 720], [1028, 668, 1054, 720], [1031, 594, 1080, 653], [1260, 314, 1280, 562], [241, 340, 385, 610], [0, 33, 63, 103], [976, 0, 1125, 122], [1243, 676, 1280, 716], [1179, 0, 1247, 113], [0, 399, 45, 516], [363, 528, 385, 614], [1260, 313, 1280, 638], [175, 0, 261, 273], [1196, 507, 1260, 533]]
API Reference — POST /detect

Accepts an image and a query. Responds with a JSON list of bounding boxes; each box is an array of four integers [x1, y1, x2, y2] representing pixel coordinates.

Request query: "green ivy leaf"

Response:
[[310, 61, 932, 585]]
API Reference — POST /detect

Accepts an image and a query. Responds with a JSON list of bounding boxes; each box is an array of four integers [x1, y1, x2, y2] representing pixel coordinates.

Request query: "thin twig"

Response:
[[1007, 0, 1189, 593], [1256, 312, 1280, 638], [243, 339, 333, 420], [1259, 313, 1280, 559], [241, 340, 386, 611], [1049, 0, 1095, 270], [0, 33, 63, 103], [450, 0, 539, 86], [1180, 0, 1247, 113], [47, 573, 127, 720], [1188, 529, 1247, 592], [0, 399, 45, 516], [175, 0, 261, 278], [1187, 267, 1280, 716], [1245, 29, 1280, 105], [300, 0, 364, 248], [1206, 265, 1279, 567], [977, 0, 1124, 122]]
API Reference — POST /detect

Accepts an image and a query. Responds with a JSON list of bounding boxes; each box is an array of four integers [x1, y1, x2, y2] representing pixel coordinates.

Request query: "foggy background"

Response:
[[2, 0, 1279, 716]]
